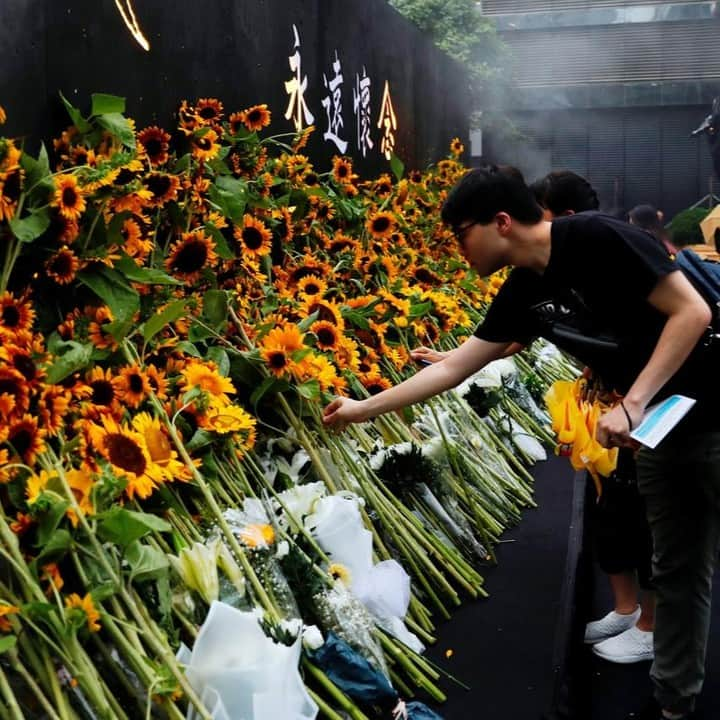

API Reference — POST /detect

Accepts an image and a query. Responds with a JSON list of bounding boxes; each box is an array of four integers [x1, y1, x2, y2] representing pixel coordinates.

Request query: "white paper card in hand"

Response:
[[630, 395, 696, 449]]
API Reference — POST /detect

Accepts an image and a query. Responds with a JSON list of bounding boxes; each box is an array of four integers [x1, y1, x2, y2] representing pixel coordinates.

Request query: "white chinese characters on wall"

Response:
[[283, 25, 398, 162]]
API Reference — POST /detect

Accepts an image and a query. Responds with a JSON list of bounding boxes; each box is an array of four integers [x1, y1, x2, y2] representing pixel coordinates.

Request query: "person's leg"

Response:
[[636, 590, 655, 633], [636, 431, 720, 716], [608, 570, 641, 614]]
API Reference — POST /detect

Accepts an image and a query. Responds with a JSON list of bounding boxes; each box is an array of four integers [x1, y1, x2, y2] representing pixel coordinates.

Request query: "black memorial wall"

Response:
[[1, 0, 468, 175]]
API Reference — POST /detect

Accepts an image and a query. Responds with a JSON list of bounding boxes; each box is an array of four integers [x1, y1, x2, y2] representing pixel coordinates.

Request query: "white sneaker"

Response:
[[584, 606, 641, 644], [592, 625, 654, 664]]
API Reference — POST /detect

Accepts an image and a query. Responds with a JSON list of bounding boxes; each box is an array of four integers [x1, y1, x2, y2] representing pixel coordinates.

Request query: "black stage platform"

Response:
[[427, 455, 720, 720]]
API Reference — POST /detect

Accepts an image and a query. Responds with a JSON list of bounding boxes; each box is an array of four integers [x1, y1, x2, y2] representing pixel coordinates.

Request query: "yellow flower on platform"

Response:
[[65, 593, 101, 633], [238, 523, 275, 548], [52, 175, 86, 221]]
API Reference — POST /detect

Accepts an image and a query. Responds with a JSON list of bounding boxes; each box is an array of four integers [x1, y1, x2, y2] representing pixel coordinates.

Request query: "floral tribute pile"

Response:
[[0, 94, 578, 719]]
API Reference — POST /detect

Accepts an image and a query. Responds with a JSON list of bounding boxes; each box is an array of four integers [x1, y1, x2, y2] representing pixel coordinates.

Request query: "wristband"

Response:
[[620, 400, 633, 431]]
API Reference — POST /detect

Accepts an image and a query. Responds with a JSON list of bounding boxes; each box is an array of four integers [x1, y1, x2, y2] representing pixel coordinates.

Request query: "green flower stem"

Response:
[[407, 597, 435, 634], [277, 394, 338, 494], [388, 668, 414, 699], [403, 616, 436, 646], [305, 686, 346, 720], [7, 649, 62, 720], [41, 453, 214, 720], [0, 664, 24, 720], [302, 659, 370, 720]]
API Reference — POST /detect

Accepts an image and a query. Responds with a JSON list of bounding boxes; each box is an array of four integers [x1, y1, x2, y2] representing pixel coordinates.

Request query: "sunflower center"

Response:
[[146, 174, 171, 197], [199, 107, 217, 120], [91, 380, 115, 405], [196, 137, 212, 151], [317, 327, 336, 346], [268, 351, 288, 370], [303, 282, 321, 295], [128, 374, 144, 393], [242, 227, 263, 250], [372, 217, 391, 233], [115, 168, 136, 185], [106, 433, 147, 475], [1, 305, 20, 327], [336, 165, 349, 178], [9, 427, 32, 457], [366, 382, 385, 396], [3, 170, 22, 201], [173, 239, 208, 273], [61, 187, 78, 207], [13, 355, 36, 381], [247, 109, 262, 124], [49, 253, 73, 276], [145, 138, 163, 156], [0, 378, 21, 397]]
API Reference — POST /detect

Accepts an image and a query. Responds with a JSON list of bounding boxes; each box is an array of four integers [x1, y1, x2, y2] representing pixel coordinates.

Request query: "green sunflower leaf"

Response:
[[389, 153, 405, 182], [297, 379, 320, 401], [59, 91, 92, 133], [115, 255, 182, 286], [142, 299, 187, 343], [203, 289, 228, 327], [45, 341, 93, 384], [36, 500, 71, 547], [91, 93, 126, 117], [77, 267, 140, 327], [251, 376, 291, 407], [9, 207, 50, 243], [206, 346, 230, 376], [35, 529, 72, 564], [125, 541, 169, 584], [0, 636, 17, 654], [204, 222, 234, 260], [97, 508, 171, 547], [95, 112, 136, 149]]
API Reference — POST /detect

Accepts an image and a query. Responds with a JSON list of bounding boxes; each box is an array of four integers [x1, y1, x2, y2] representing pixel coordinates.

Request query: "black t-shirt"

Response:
[[475, 212, 719, 431]]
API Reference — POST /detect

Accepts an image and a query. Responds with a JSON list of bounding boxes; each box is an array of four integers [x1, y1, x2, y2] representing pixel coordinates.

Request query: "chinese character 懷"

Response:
[[352, 66, 374, 158]]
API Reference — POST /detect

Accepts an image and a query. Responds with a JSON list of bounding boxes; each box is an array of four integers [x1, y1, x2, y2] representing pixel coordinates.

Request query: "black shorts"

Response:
[[591, 450, 654, 589]]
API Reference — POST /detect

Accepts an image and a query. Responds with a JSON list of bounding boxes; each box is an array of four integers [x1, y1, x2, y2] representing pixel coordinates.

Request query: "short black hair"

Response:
[[441, 164, 543, 228], [530, 170, 599, 215], [628, 204, 663, 234]]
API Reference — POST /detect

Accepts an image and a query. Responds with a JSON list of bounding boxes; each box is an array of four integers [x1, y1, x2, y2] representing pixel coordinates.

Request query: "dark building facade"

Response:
[[479, 0, 720, 218]]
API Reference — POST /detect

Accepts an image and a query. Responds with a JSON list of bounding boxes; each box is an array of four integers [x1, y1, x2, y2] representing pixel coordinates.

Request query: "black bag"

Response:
[[675, 248, 720, 317]]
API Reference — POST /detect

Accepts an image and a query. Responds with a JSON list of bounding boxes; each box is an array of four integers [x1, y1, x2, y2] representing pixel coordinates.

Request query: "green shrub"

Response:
[[668, 207, 710, 247]]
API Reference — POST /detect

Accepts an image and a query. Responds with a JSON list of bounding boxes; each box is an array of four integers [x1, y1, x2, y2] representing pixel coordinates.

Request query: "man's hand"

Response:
[[596, 401, 644, 449], [322, 397, 371, 430], [409, 346, 449, 364]]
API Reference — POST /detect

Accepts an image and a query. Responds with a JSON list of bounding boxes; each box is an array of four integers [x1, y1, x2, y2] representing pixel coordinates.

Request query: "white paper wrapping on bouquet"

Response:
[[502, 416, 547, 461], [306, 495, 424, 654], [180, 601, 318, 720]]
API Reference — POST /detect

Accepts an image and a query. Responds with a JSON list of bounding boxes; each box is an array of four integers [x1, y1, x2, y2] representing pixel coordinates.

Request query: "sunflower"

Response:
[[191, 129, 220, 162], [143, 172, 180, 207], [87, 305, 118, 351], [52, 174, 86, 221], [121, 217, 152, 264], [65, 593, 101, 633], [297, 275, 327, 300], [450, 137, 465, 156], [6, 414, 46, 465], [366, 211, 396, 240], [360, 372, 393, 396], [179, 360, 236, 401], [238, 104, 271, 132], [9, 512, 32, 535], [0, 367, 31, 418], [83, 366, 121, 417], [310, 320, 341, 351], [137, 126, 171, 166], [195, 97, 224, 125], [48, 212, 80, 245], [25, 468, 56, 505], [298, 297, 345, 329], [65, 467, 96, 527], [88, 414, 164, 500], [228, 112, 245, 136], [145, 364, 168, 400], [334, 336, 361, 373], [234, 214, 272, 258], [294, 352, 342, 393], [332, 156, 354, 184], [46, 247, 80, 285], [0, 604, 19, 633], [41, 564, 64, 596], [131, 412, 192, 481], [165, 230, 218, 283], [38, 386, 71, 436], [292, 125, 314, 152], [0, 165, 24, 222], [271, 206, 294, 244], [113, 364, 151, 408], [259, 323, 306, 377], [0, 292, 35, 340], [199, 399, 257, 437], [177, 100, 199, 133]]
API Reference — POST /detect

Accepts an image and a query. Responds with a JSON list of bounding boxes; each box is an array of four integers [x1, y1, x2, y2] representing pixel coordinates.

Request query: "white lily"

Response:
[[168, 539, 220, 606]]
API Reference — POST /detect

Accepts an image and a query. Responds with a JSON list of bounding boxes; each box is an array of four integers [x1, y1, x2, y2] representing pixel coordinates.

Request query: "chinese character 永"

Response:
[[284, 24, 315, 132], [321, 50, 348, 153], [377, 80, 398, 161], [352, 66, 374, 158]]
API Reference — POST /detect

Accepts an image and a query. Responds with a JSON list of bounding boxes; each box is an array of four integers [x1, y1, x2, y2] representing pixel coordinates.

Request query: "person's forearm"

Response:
[[363, 360, 466, 417], [625, 306, 711, 408]]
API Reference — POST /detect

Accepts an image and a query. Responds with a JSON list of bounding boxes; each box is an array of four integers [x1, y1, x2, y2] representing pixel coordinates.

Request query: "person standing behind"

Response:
[[324, 164, 718, 720]]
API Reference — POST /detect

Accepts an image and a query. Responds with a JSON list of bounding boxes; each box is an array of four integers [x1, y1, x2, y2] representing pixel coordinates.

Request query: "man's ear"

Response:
[[495, 211, 512, 234]]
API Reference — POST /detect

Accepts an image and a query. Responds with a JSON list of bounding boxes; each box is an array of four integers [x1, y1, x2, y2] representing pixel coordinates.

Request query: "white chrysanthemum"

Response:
[[302, 624, 324, 650]]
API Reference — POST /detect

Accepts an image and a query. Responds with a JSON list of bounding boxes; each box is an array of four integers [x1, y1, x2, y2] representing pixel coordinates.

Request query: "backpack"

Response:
[[675, 248, 720, 320]]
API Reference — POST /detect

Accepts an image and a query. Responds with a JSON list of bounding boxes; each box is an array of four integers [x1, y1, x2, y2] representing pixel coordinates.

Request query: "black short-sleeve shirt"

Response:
[[475, 212, 719, 430]]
